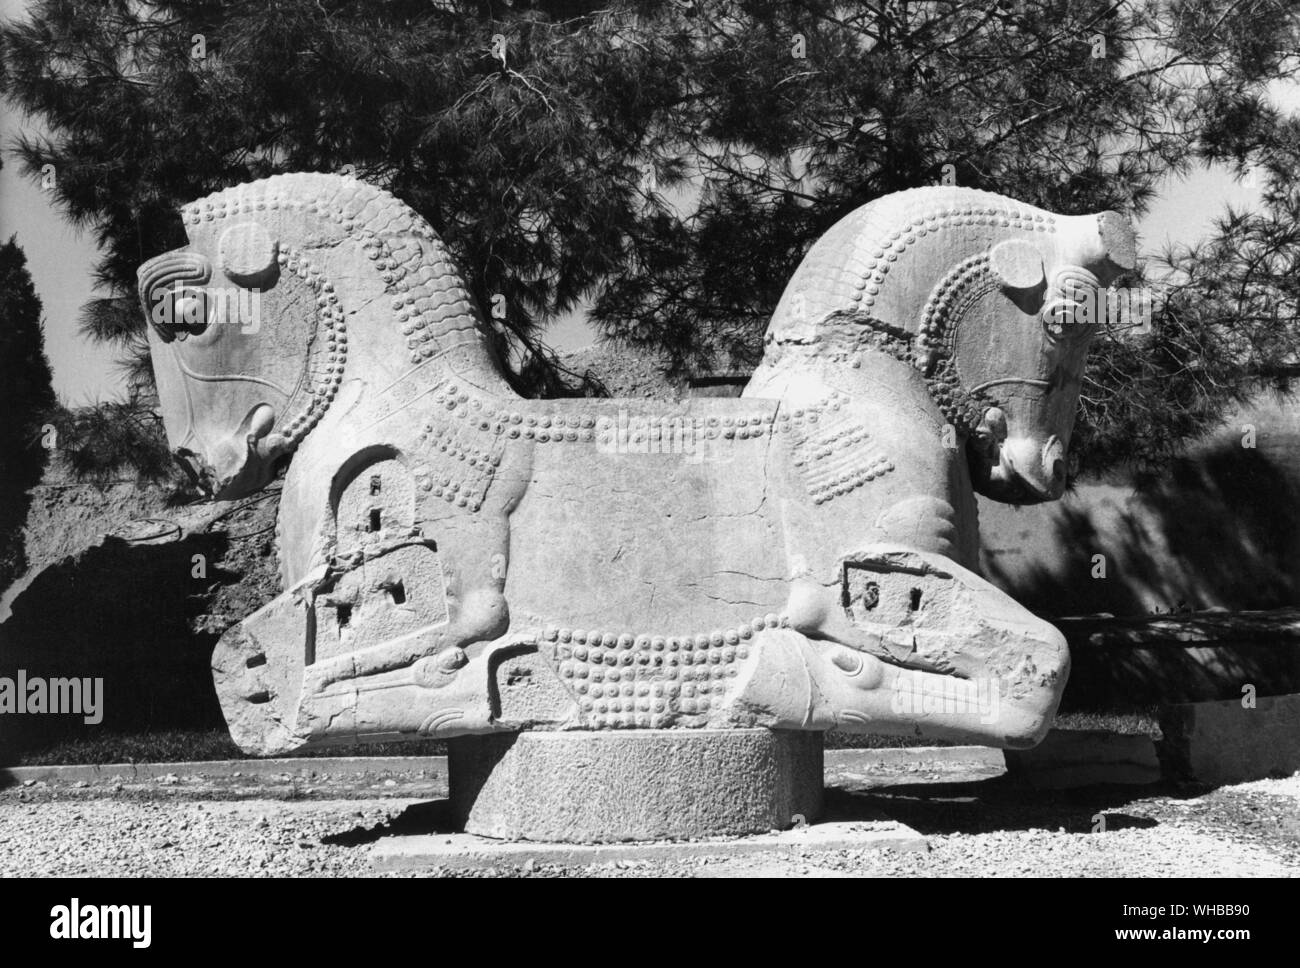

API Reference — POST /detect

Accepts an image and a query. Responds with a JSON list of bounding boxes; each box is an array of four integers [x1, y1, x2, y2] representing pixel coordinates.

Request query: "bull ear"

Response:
[[989, 238, 1045, 291], [1097, 210, 1137, 271], [220, 222, 280, 287]]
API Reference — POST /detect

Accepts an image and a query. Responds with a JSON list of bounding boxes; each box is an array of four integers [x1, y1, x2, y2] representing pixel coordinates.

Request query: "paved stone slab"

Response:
[[0, 745, 1000, 789], [0, 755, 444, 786], [371, 819, 927, 872], [824, 745, 1004, 770]]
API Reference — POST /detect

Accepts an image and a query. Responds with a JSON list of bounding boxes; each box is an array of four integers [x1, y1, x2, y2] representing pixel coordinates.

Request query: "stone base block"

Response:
[[370, 819, 925, 872], [1158, 692, 1300, 786], [448, 729, 824, 843]]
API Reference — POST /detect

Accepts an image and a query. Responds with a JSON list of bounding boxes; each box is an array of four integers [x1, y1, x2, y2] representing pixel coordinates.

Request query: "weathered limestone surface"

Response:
[[138, 174, 1136, 835], [449, 729, 823, 842]]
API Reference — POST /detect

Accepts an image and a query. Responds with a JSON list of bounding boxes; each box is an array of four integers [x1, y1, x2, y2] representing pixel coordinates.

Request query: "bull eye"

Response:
[[1041, 283, 1103, 342], [1044, 267, 1103, 339], [1040, 299, 1071, 340], [138, 249, 213, 341], [172, 288, 212, 338], [148, 287, 200, 341]]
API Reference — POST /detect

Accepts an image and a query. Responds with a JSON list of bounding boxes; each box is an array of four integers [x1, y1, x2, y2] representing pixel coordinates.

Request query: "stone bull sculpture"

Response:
[[138, 174, 1135, 757]]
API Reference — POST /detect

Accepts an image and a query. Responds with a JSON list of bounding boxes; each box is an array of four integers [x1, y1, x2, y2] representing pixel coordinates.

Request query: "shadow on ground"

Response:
[[320, 776, 1216, 847], [821, 777, 1204, 836], [322, 800, 456, 846]]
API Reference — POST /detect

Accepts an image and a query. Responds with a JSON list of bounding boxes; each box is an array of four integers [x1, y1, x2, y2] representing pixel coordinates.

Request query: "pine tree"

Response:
[[2, 0, 1298, 479], [0, 232, 56, 589]]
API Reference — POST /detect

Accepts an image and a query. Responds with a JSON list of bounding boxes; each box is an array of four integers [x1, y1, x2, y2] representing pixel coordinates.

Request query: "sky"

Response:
[[0, 0, 1290, 403]]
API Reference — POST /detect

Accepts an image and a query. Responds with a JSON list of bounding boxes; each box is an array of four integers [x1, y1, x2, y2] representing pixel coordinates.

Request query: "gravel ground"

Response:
[[2, 767, 1296, 878]]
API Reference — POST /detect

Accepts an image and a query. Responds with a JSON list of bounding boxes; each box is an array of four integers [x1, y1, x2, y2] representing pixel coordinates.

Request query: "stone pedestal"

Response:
[[1158, 692, 1300, 785], [448, 729, 824, 843]]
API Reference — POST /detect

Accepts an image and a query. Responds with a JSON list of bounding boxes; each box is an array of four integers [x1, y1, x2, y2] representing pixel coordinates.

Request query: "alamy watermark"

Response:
[[1053, 283, 1167, 336], [150, 286, 262, 335], [890, 674, 1001, 725], [50, 899, 151, 948], [595, 410, 741, 463], [0, 670, 103, 724]]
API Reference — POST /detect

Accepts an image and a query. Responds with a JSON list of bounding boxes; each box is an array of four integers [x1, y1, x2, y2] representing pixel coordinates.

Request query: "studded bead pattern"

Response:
[[273, 244, 345, 447], [918, 252, 997, 357], [181, 172, 509, 395], [791, 398, 895, 504], [538, 614, 787, 729], [419, 393, 860, 451], [848, 203, 1053, 315], [410, 382, 508, 513], [774, 188, 1056, 328]]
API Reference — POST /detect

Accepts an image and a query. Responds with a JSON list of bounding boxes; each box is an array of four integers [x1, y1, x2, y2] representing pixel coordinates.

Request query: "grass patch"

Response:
[[1054, 707, 1162, 736]]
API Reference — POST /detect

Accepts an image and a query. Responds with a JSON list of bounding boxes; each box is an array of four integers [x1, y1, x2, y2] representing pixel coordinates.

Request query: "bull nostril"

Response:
[[1050, 459, 1065, 482]]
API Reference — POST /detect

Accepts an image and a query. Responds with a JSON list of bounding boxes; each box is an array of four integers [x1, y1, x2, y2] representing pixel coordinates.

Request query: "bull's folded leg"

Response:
[[296, 638, 526, 745], [722, 545, 1069, 747], [213, 576, 511, 754], [303, 584, 509, 693], [722, 629, 1062, 746], [215, 608, 525, 755], [305, 534, 512, 691]]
